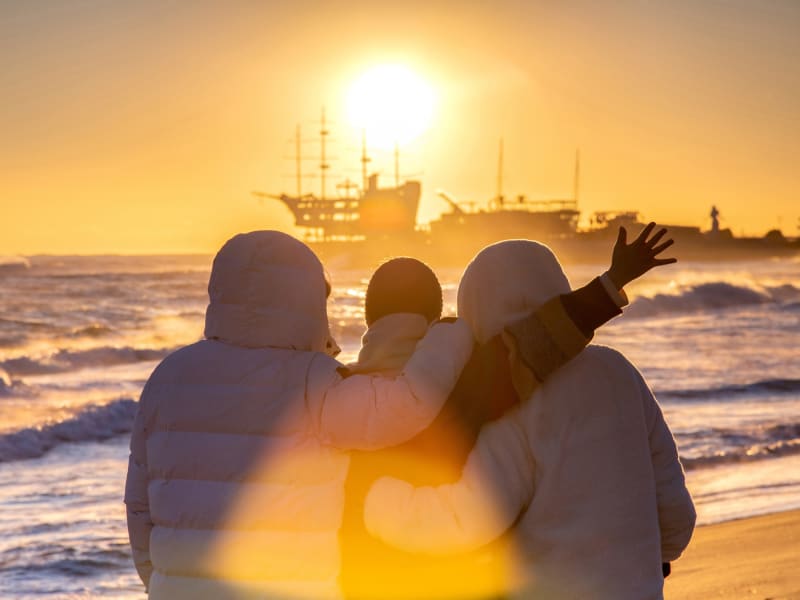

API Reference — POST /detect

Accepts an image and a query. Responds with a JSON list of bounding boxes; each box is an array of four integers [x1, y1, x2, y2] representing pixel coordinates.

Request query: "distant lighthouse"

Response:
[[710, 205, 720, 234]]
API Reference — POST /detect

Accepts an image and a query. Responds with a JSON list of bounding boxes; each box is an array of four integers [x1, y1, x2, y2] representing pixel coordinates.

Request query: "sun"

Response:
[[346, 64, 436, 149]]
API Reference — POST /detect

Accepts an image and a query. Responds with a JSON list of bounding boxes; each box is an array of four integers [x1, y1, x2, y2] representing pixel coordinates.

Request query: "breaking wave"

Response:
[[0, 256, 30, 274], [681, 422, 800, 470], [626, 281, 800, 318], [657, 378, 800, 401], [0, 346, 173, 377], [68, 324, 114, 338], [0, 368, 12, 395], [0, 398, 137, 462]]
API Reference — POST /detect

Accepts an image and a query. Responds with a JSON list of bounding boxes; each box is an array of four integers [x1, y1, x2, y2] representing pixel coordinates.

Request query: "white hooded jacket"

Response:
[[124, 231, 473, 599], [364, 240, 695, 600]]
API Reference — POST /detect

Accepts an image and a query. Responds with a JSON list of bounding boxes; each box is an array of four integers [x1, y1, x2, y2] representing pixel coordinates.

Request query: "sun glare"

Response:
[[346, 64, 436, 149]]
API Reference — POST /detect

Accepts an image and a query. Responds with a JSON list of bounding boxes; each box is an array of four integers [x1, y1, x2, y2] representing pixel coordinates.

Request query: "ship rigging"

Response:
[[252, 109, 420, 242]]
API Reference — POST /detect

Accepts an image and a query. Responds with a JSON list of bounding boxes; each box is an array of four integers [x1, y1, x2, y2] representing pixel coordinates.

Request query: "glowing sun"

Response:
[[346, 64, 436, 149]]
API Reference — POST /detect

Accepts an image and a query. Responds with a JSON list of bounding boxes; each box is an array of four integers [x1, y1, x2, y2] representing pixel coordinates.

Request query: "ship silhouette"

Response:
[[253, 115, 799, 267]]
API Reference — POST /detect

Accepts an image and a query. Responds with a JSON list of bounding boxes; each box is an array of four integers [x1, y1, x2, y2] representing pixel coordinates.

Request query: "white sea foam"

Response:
[[0, 368, 11, 391], [626, 281, 800, 318], [0, 255, 30, 271], [0, 398, 137, 462]]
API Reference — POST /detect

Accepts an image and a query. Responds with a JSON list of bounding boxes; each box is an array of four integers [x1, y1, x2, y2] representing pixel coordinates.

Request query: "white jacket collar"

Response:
[[347, 313, 430, 375]]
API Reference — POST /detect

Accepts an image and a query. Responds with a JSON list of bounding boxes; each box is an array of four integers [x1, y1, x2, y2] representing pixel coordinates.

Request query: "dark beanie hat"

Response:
[[365, 257, 443, 326]]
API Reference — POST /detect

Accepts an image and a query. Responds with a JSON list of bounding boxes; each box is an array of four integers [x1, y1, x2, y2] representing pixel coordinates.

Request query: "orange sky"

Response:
[[2, 1, 799, 254]]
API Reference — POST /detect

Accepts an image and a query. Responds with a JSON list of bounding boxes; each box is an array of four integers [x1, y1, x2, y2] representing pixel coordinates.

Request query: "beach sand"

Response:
[[665, 509, 800, 599]]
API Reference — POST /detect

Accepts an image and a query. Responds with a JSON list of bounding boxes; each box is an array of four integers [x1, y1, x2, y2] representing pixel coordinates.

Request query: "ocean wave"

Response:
[[68, 324, 114, 338], [0, 398, 137, 462], [0, 316, 53, 330], [657, 378, 800, 401], [682, 438, 800, 470], [0, 372, 34, 398], [680, 422, 800, 470], [626, 281, 800, 318], [0, 256, 30, 274], [0, 540, 133, 577], [0, 345, 173, 376], [0, 368, 11, 393]]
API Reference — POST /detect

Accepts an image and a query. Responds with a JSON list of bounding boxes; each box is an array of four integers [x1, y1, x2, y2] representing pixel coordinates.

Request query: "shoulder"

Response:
[[538, 344, 643, 396], [146, 340, 326, 388], [569, 344, 639, 374], [142, 341, 204, 385]]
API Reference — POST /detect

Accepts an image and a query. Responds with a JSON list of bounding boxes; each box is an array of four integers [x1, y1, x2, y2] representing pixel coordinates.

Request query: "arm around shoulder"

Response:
[[363, 410, 534, 554], [308, 318, 475, 450]]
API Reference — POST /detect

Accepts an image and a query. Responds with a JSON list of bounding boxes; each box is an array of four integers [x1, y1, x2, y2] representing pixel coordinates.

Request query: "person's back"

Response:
[[510, 344, 683, 599], [342, 252, 636, 599], [125, 232, 476, 600], [132, 341, 348, 599]]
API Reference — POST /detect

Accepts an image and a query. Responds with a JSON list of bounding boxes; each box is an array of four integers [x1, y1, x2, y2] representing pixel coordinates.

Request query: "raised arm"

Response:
[[506, 222, 676, 383], [363, 411, 534, 554], [504, 276, 622, 384], [124, 386, 154, 589], [307, 318, 475, 450]]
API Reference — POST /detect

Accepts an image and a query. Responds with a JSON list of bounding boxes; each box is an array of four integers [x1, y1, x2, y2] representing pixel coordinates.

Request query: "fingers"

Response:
[[616, 226, 627, 245], [652, 257, 678, 266], [634, 222, 656, 244], [646, 228, 668, 248], [651, 239, 674, 255]]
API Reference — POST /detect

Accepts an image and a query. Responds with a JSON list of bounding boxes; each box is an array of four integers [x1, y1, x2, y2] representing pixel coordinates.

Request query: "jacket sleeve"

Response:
[[504, 275, 625, 384], [124, 386, 154, 589], [362, 410, 534, 554], [637, 373, 697, 561], [307, 318, 475, 450]]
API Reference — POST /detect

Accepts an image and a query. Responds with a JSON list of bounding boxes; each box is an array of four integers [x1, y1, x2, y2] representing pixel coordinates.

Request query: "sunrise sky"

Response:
[[2, 0, 799, 254]]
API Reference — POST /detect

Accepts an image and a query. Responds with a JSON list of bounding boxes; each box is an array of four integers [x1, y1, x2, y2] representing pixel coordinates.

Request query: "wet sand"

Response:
[[665, 509, 800, 599]]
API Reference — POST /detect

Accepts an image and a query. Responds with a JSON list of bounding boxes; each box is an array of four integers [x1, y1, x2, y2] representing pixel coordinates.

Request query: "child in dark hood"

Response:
[[346, 258, 443, 376]]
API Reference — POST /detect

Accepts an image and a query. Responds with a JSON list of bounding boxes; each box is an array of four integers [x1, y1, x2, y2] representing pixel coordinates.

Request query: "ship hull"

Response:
[[308, 231, 799, 269]]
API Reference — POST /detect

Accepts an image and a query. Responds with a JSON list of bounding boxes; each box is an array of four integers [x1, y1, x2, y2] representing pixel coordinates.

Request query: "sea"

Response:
[[0, 253, 798, 598]]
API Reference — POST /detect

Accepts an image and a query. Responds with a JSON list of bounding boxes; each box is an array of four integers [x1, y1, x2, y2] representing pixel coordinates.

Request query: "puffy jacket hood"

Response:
[[204, 230, 330, 351], [458, 240, 570, 343]]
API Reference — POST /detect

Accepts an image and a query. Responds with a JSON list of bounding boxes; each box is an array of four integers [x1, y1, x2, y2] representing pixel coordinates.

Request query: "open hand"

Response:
[[607, 222, 677, 289]]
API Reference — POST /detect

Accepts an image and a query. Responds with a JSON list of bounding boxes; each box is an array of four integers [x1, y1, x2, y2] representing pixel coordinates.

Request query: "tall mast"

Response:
[[295, 124, 302, 197], [573, 148, 581, 207], [320, 107, 330, 199], [497, 137, 504, 203], [361, 129, 371, 192]]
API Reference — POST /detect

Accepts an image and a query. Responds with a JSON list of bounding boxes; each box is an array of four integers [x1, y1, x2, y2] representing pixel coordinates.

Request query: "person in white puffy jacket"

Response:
[[124, 231, 476, 599], [364, 240, 696, 600]]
